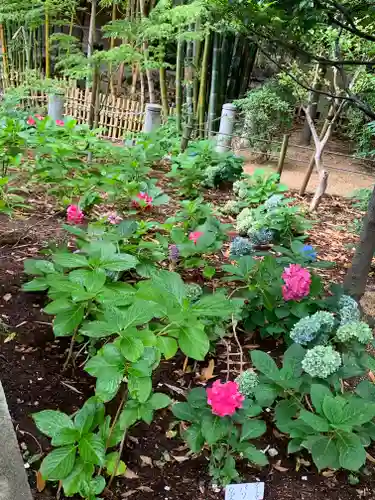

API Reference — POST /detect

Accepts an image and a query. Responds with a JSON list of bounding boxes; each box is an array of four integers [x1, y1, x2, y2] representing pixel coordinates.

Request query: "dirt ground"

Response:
[[239, 129, 375, 197], [2, 183, 375, 499]]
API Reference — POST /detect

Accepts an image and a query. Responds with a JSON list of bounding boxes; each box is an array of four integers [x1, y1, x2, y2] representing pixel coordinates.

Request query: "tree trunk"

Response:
[[0, 24, 9, 87], [192, 21, 201, 116], [227, 35, 243, 100], [109, 1, 117, 96], [344, 186, 375, 300], [185, 30, 194, 128], [140, 0, 155, 103], [301, 63, 326, 145]]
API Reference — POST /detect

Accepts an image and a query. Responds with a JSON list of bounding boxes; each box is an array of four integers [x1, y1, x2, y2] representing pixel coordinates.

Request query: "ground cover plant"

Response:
[[1, 96, 375, 500]]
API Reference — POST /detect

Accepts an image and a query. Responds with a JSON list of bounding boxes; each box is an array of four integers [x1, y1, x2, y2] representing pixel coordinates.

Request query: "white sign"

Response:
[[225, 482, 265, 500]]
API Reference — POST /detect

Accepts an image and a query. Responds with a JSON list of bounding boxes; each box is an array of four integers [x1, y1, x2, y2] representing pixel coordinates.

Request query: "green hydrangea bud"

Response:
[[185, 283, 203, 302], [235, 370, 259, 397], [236, 208, 254, 236], [336, 321, 372, 344], [302, 345, 341, 378], [290, 311, 335, 345], [338, 295, 360, 325], [222, 199, 242, 216]]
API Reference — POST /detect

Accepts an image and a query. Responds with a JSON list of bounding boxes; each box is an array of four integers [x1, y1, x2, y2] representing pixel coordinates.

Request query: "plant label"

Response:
[[225, 482, 265, 500]]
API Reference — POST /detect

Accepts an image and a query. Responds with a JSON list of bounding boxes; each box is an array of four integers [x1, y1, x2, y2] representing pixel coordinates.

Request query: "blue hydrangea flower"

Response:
[[300, 245, 317, 262]]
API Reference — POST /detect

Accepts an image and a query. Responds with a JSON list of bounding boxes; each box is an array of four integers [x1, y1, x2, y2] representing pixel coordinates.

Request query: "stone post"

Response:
[[215, 103, 236, 153], [143, 103, 162, 133], [47, 93, 65, 122]]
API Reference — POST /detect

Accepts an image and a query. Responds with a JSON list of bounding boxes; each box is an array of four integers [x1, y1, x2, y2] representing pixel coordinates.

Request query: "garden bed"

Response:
[[1, 186, 375, 500]]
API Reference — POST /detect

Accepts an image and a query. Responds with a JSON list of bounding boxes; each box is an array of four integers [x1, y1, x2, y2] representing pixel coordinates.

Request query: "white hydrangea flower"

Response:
[[336, 321, 373, 344], [302, 345, 341, 378]]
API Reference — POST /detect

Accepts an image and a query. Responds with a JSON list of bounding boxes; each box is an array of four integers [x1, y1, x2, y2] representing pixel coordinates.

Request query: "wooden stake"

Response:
[[277, 134, 290, 177]]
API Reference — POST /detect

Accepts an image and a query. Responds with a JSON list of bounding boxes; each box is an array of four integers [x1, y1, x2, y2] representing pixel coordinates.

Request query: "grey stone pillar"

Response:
[[215, 103, 236, 153], [47, 93, 65, 121], [143, 103, 162, 133], [0, 381, 33, 500]]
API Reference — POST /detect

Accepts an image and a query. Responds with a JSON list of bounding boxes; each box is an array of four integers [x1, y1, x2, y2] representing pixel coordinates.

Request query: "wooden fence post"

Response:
[[277, 134, 290, 177], [215, 103, 236, 153]]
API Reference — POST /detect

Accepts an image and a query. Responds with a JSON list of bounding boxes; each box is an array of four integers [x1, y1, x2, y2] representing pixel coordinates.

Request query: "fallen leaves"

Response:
[[36, 471, 45, 492], [199, 359, 215, 381], [140, 455, 153, 467], [124, 468, 139, 479]]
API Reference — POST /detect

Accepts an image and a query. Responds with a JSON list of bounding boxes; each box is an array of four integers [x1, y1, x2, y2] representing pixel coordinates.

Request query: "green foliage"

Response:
[[172, 387, 267, 485], [222, 255, 324, 338], [235, 82, 294, 154], [349, 188, 372, 211], [233, 170, 287, 206]]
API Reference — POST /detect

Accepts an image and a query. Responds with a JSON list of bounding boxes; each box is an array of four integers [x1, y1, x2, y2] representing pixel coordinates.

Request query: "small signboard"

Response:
[[225, 482, 265, 500]]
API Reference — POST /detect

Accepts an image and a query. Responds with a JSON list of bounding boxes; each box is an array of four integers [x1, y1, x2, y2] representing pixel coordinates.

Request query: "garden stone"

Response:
[[0, 381, 33, 500]]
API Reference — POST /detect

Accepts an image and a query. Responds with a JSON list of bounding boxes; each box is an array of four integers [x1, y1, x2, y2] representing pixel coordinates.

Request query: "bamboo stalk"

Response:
[[109, 1, 117, 95], [175, 38, 184, 132], [159, 66, 169, 120], [207, 33, 220, 136], [192, 20, 201, 115], [185, 28, 194, 127], [45, 10, 50, 77], [0, 24, 9, 87], [197, 32, 210, 137]]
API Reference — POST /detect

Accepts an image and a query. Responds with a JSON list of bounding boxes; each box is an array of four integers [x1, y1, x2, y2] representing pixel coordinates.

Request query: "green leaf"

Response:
[[187, 387, 207, 409], [201, 415, 229, 445], [74, 399, 103, 436], [85, 344, 124, 378], [53, 304, 85, 337], [96, 373, 123, 403], [105, 452, 126, 476], [299, 410, 330, 432], [120, 335, 144, 362], [80, 320, 118, 338], [101, 253, 138, 271], [62, 461, 94, 496], [322, 395, 346, 425], [311, 436, 339, 471], [24, 259, 56, 275], [336, 432, 366, 471], [69, 269, 106, 294], [51, 427, 79, 447], [310, 384, 332, 414], [177, 324, 209, 360], [281, 343, 305, 379], [40, 446, 76, 481], [44, 299, 73, 314], [192, 293, 235, 319], [152, 270, 186, 305], [22, 277, 49, 292], [157, 336, 178, 359], [253, 384, 279, 407], [88, 476, 106, 495], [33, 410, 74, 438], [149, 393, 172, 410], [356, 380, 375, 401], [78, 434, 105, 466], [287, 438, 303, 454], [275, 400, 299, 427], [120, 301, 160, 328], [341, 398, 375, 426], [119, 405, 138, 431], [117, 220, 138, 237], [251, 350, 280, 381], [203, 266, 216, 279], [53, 253, 89, 269], [242, 445, 268, 466], [172, 402, 196, 422], [183, 424, 204, 453], [128, 376, 152, 403], [274, 307, 290, 319], [240, 419, 267, 441]]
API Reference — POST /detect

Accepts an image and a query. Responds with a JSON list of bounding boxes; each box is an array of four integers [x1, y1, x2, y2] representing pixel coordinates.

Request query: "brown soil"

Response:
[[1, 197, 375, 500], [240, 129, 375, 197]]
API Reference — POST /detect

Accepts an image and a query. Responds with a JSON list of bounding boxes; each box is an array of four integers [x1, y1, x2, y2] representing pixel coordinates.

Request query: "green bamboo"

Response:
[[192, 20, 201, 115], [185, 28, 194, 127], [160, 66, 169, 120], [176, 39, 184, 132], [227, 35, 243, 100], [45, 11, 50, 77], [197, 32, 210, 137], [239, 43, 257, 96], [207, 32, 220, 136]]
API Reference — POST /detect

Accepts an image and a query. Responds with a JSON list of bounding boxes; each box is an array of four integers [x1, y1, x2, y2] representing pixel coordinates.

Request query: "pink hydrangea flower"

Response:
[[56, 119, 65, 126], [132, 192, 153, 210], [282, 264, 311, 301], [189, 231, 204, 245], [206, 380, 244, 417], [35, 114, 43, 120], [27, 117, 36, 126], [67, 205, 84, 224]]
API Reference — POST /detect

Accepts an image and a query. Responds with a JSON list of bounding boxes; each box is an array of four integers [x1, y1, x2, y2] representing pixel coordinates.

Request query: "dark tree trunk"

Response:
[[344, 185, 375, 299], [239, 43, 257, 97]]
